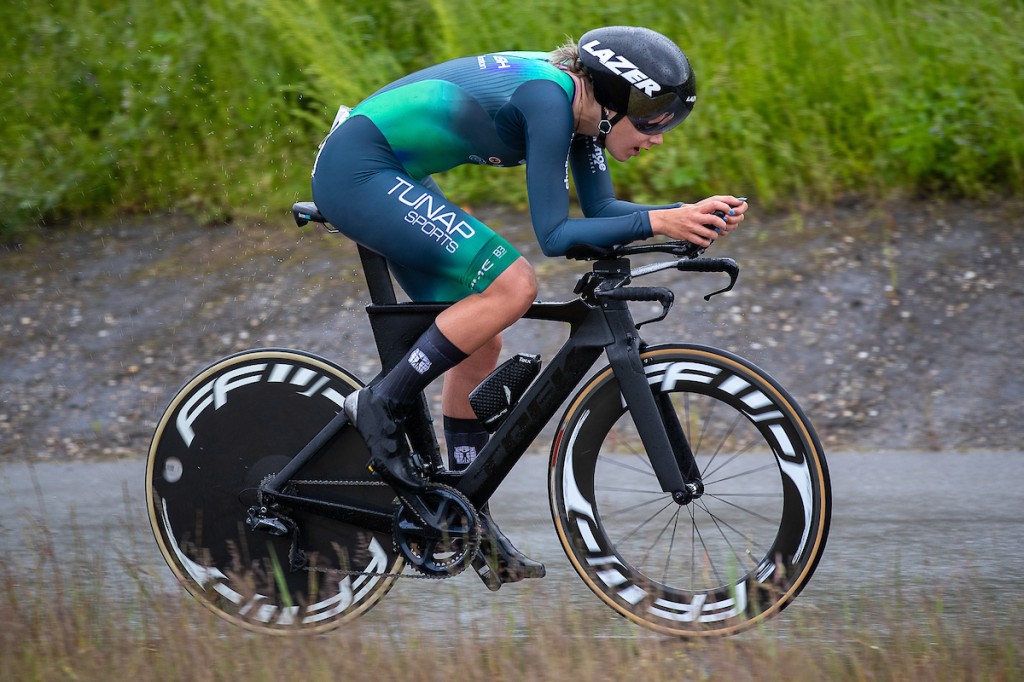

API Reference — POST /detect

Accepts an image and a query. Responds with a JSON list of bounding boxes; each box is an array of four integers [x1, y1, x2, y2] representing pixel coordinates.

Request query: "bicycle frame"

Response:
[[261, 244, 705, 529], [150, 205, 832, 637]]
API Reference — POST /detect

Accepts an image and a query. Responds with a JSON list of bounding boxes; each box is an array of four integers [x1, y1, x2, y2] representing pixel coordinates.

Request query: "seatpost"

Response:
[[262, 250, 397, 494], [358, 245, 398, 306]]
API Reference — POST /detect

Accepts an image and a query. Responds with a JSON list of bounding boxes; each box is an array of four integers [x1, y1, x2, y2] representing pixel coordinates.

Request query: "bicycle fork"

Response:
[[605, 333, 704, 505]]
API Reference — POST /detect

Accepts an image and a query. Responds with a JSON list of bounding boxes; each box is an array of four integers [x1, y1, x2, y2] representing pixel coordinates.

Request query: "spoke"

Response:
[[625, 438, 656, 471], [702, 491, 779, 524], [636, 504, 682, 569], [681, 392, 692, 443], [689, 505, 697, 587], [611, 498, 679, 548], [691, 394, 716, 456], [702, 435, 761, 481], [599, 455, 658, 479], [694, 501, 744, 570], [665, 391, 763, 485], [688, 505, 726, 586], [699, 410, 750, 476], [708, 491, 784, 499], [661, 511, 682, 584], [598, 493, 672, 521], [679, 387, 696, 446], [705, 462, 779, 487], [692, 499, 762, 572], [595, 484, 665, 495]]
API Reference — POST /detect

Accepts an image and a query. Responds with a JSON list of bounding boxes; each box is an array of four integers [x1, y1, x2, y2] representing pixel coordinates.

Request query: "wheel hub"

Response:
[[672, 481, 705, 505]]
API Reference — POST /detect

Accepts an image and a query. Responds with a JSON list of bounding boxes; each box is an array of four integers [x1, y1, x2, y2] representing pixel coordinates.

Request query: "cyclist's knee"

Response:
[[488, 259, 537, 316]]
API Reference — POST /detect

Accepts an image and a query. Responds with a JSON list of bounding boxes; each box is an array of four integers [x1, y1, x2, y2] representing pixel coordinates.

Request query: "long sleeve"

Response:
[[509, 80, 656, 256]]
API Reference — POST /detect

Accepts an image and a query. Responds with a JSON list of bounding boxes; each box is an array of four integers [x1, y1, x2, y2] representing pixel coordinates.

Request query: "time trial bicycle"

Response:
[[145, 201, 831, 638]]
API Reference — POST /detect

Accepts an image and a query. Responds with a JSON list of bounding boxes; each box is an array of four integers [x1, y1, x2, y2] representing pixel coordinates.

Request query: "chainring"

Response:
[[392, 484, 481, 578]]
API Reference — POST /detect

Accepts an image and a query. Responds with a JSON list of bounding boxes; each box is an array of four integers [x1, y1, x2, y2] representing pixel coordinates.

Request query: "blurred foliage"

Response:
[[1, 0, 1022, 237]]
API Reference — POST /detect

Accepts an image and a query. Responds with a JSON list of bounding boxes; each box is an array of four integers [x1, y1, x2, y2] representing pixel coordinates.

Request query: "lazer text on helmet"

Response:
[[581, 40, 661, 97]]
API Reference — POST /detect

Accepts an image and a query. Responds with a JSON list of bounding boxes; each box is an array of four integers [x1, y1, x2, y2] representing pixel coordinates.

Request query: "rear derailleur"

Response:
[[245, 504, 307, 572]]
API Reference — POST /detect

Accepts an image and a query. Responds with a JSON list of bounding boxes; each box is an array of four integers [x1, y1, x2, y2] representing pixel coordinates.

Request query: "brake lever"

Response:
[[675, 257, 740, 300]]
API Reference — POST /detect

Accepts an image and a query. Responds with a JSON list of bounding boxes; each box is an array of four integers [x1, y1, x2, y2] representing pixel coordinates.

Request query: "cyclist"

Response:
[[310, 25, 748, 589]]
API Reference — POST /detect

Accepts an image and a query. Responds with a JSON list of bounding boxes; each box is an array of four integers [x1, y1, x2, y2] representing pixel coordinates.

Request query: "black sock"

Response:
[[373, 323, 467, 413], [444, 416, 489, 471]]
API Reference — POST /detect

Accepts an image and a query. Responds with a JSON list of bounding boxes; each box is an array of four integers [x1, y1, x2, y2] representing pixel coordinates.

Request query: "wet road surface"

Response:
[[2, 450, 1021, 639]]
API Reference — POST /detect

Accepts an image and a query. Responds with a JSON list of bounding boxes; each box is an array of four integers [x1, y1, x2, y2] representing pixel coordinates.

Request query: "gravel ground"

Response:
[[1, 199, 1021, 462]]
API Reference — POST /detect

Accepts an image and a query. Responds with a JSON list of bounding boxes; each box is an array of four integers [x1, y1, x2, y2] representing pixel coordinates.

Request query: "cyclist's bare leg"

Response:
[[442, 334, 502, 419], [349, 257, 546, 586], [435, 258, 536, 355], [432, 259, 544, 587], [348, 259, 536, 489]]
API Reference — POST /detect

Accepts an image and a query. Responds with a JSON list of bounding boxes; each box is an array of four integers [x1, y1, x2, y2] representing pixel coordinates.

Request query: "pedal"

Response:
[[469, 353, 541, 433], [472, 555, 503, 591]]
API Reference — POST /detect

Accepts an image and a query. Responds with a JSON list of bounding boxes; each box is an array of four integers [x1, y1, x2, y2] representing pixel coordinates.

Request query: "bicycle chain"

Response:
[[264, 478, 480, 581], [290, 478, 388, 487]]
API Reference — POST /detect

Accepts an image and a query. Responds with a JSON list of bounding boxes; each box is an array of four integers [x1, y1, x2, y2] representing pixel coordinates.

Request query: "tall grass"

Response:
[[0, 0, 310, 233], [2, 523, 1021, 682], [2, 0, 1022, 237]]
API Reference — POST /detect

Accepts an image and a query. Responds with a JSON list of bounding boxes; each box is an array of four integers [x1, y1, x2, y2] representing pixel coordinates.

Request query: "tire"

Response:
[[549, 345, 831, 637], [146, 349, 402, 634]]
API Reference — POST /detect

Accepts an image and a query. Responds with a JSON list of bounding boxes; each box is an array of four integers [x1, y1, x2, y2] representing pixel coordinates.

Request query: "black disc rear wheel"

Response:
[[146, 349, 401, 634]]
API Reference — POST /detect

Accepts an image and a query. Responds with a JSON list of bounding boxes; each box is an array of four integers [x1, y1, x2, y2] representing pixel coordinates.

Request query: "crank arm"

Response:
[[395, 485, 477, 539]]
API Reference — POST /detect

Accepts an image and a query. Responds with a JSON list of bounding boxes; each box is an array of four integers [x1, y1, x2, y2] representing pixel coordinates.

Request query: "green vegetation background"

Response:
[[2, 0, 1022, 236]]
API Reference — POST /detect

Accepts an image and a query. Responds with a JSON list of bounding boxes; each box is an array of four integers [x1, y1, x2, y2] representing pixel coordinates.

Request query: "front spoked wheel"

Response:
[[550, 345, 831, 637]]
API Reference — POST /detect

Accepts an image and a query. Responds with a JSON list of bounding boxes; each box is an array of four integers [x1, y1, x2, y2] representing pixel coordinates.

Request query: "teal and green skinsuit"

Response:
[[312, 51, 674, 302]]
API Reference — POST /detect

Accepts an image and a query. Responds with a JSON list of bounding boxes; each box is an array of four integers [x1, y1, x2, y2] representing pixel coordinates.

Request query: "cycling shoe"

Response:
[[344, 389, 426, 493], [472, 507, 546, 591]]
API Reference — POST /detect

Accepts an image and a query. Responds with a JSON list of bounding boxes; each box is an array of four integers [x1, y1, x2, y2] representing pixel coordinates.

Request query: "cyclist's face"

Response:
[[604, 113, 665, 162]]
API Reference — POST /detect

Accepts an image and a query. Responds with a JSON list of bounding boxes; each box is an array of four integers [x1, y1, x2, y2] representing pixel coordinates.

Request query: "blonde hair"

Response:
[[548, 38, 587, 77]]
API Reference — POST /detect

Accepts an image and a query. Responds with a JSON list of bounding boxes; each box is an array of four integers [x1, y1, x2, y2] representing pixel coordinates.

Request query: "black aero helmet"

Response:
[[578, 26, 696, 136]]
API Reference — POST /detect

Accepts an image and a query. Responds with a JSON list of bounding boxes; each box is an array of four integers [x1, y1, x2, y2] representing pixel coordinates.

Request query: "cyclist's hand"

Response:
[[649, 196, 748, 248]]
